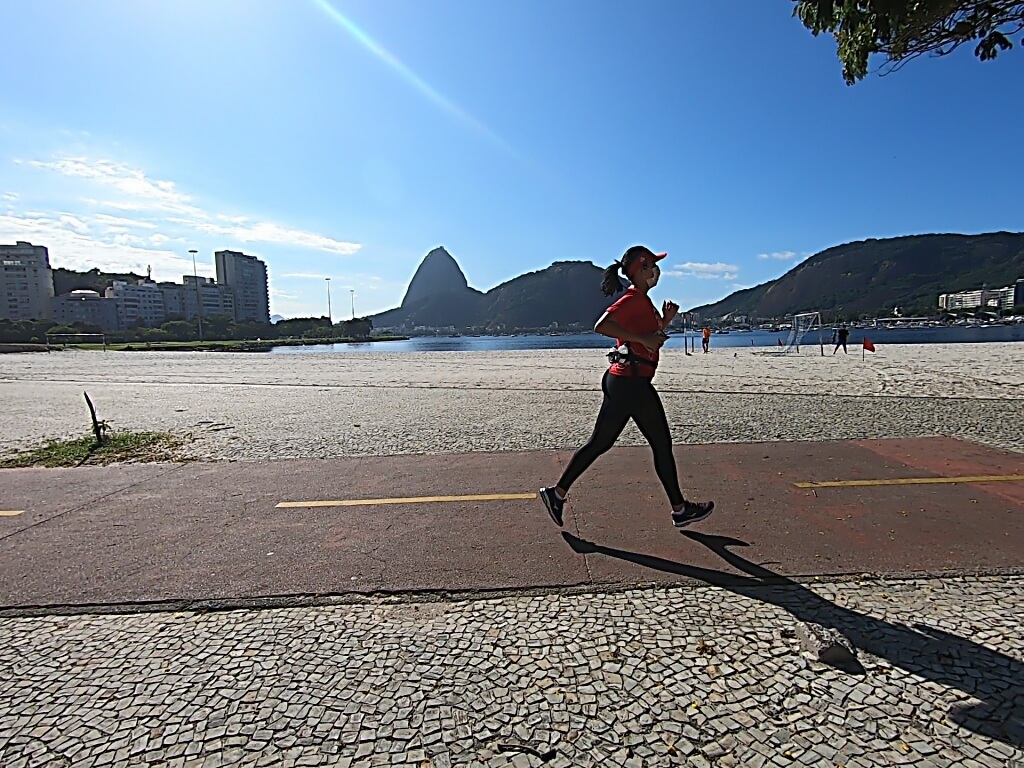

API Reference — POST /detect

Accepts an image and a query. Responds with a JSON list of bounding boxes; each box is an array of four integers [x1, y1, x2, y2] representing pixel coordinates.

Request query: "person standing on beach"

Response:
[[538, 245, 715, 530], [701, 326, 711, 354], [833, 325, 849, 354]]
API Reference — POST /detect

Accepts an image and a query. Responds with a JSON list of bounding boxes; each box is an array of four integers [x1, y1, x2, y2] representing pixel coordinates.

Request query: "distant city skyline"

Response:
[[2, 1, 1022, 319], [1, 240, 270, 330]]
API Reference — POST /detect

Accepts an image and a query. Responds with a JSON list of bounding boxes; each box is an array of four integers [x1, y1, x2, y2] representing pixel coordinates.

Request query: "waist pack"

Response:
[[607, 343, 658, 375]]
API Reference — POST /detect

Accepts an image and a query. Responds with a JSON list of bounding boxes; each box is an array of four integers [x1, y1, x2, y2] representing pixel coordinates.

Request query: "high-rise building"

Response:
[[1015, 279, 1024, 308], [1, 241, 54, 321], [215, 250, 269, 324]]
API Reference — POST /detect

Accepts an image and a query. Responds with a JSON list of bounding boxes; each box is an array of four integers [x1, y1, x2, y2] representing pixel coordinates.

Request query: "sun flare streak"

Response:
[[310, 0, 515, 156]]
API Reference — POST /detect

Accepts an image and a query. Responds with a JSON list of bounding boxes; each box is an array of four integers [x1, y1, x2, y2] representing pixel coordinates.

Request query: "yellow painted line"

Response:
[[0, 510, 25, 517], [796, 474, 1024, 489], [276, 493, 537, 509]]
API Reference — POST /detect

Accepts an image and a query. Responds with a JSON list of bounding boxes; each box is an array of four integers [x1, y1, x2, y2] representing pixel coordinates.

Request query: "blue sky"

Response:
[[2, 0, 1021, 318]]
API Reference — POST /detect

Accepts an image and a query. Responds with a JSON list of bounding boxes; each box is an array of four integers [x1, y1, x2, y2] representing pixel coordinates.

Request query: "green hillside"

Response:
[[690, 232, 1024, 320], [52, 267, 148, 296]]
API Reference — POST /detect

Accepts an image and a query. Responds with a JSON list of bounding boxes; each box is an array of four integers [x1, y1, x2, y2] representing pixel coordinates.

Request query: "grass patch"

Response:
[[0, 430, 189, 469]]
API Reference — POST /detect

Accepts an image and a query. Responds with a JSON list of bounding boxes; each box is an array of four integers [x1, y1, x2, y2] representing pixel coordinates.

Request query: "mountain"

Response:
[[689, 232, 1024, 320], [371, 247, 616, 330], [479, 261, 616, 329], [372, 247, 487, 329]]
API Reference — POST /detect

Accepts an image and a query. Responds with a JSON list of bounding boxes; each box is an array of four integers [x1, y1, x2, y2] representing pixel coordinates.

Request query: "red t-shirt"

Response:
[[605, 287, 662, 378]]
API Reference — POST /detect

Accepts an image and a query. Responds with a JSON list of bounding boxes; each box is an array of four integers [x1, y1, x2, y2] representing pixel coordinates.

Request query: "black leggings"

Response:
[[557, 370, 684, 507]]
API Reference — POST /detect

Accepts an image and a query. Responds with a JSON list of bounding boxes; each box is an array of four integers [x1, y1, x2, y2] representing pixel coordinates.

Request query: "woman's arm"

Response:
[[594, 312, 665, 351]]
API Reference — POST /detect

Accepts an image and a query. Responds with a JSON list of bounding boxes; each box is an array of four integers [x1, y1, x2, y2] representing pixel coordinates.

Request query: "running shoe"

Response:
[[672, 500, 715, 528], [538, 487, 564, 527]]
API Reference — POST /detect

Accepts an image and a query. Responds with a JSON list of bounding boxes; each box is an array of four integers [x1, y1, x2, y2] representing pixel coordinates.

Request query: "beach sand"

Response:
[[1, 342, 1021, 460]]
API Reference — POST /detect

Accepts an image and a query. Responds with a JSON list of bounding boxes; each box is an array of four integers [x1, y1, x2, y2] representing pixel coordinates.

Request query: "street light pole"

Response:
[[325, 278, 332, 326], [350, 289, 355, 320], [189, 249, 204, 342]]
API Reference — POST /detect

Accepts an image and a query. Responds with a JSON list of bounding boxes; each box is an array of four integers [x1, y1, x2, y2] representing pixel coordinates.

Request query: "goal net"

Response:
[[46, 332, 108, 350], [779, 312, 823, 355]]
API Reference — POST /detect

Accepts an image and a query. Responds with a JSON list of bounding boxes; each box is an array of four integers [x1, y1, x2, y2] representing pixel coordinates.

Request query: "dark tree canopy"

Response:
[[794, 1, 1024, 83]]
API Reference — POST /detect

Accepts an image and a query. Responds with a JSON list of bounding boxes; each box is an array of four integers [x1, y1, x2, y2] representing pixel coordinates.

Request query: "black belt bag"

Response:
[[607, 343, 658, 375]]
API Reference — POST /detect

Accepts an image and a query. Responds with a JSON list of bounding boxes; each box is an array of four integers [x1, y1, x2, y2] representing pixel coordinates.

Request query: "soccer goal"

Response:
[[779, 312, 823, 355], [45, 332, 108, 350]]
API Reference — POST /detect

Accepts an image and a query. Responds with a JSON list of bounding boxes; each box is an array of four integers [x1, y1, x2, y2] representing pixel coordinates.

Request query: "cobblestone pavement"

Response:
[[2, 574, 1022, 768]]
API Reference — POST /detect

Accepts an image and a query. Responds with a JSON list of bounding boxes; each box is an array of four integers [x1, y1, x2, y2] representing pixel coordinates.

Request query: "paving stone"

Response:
[[3, 577, 1024, 768]]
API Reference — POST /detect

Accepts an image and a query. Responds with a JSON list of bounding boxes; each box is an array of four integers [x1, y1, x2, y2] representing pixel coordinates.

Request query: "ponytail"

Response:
[[601, 262, 626, 297]]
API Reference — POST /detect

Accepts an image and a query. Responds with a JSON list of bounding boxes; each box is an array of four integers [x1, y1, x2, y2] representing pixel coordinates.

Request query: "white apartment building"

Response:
[[215, 250, 269, 324], [105, 280, 167, 330], [52, 290, 119, 331], [159, 282, 187, 319], [938, 284, 1018, 312], [182, 275, 236, 320], [1, 241, 54, 321]]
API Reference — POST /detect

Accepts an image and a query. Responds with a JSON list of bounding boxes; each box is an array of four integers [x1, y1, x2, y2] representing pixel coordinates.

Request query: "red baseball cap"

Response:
[[622, 246, 667, 277]]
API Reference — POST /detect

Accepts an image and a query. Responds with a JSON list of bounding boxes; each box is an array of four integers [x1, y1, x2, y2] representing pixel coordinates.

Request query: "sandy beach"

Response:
[[1, 341, 1021, 461]]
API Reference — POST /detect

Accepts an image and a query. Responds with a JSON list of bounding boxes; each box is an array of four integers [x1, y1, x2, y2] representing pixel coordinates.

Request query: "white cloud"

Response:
[[757, 251, 799, 261], [665, 262, 740, 281], [24, 154, 362, 257], [181, 218, 360, 256], [278, 272, 394, 292], [93, 213, 158, 230], [29, 156, 202, 217], [58, 214, 89, 233], [280, 272, 334, 280], [111, 232, 151, 247], [0, 211, 210, 280], [2, 192, 19, 202]]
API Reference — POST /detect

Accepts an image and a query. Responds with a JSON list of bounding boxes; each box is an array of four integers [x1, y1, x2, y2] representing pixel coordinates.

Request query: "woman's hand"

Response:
[[662, 300, 680, 326]]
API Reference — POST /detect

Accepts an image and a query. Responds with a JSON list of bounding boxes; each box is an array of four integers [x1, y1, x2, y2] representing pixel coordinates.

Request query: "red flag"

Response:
[[863, 338, 876, 352]]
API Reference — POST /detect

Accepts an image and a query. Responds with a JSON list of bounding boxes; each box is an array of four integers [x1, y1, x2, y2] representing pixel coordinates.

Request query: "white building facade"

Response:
[[939, 284, 1018, 311], [215, 250, 270, 324], [182, 276, 236, 321], [51, 290, 120, 331], [105, 280, 167, 329], [1, 241, 54, 321]]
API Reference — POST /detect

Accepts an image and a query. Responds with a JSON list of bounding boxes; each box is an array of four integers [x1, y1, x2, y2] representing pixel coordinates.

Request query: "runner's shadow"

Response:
[[561, 530, 1024, 748]]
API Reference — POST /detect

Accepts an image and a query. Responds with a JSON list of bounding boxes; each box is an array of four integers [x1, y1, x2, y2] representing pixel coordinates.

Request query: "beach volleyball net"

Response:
[[779, 312, 823, 355]]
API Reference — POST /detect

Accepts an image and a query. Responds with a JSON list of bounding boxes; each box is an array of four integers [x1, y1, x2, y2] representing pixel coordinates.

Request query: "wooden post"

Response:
[[84, 391, 105, 446]]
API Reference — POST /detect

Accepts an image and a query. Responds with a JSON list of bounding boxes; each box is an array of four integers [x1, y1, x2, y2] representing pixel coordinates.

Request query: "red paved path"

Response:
[[0, 437, 1022, 610]]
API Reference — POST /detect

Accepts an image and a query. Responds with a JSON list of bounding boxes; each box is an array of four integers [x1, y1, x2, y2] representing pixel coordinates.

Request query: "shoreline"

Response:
[[0, 336, 410, 354]]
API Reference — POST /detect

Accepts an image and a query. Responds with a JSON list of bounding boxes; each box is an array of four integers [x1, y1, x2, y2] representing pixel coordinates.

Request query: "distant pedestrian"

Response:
[[701, 326, 711, 354], [538, 245, 715, 531], [833, 325, 849, 354]]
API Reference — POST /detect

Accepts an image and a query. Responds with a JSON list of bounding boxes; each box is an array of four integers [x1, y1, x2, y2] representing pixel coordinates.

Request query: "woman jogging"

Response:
[[539, 245, 715, 529]]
